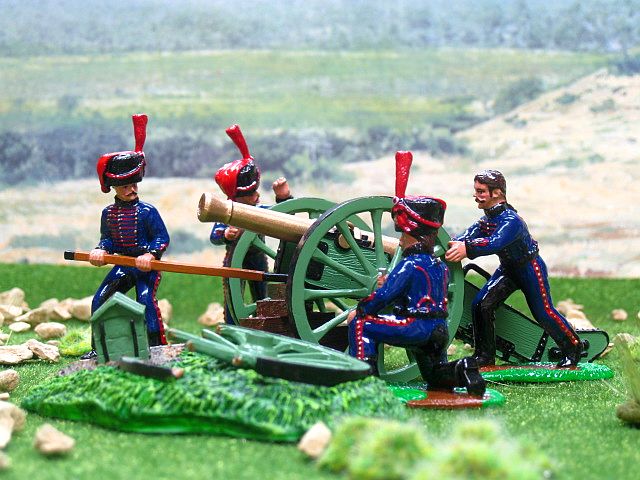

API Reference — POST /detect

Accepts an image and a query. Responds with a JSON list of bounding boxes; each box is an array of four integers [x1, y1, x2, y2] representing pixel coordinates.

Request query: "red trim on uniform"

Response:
[[531, 259, 579, 345], [152, 272, 167, 345], [353, 314, 418, 359]]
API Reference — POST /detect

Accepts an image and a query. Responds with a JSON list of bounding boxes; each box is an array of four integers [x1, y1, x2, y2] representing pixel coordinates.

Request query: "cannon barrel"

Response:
[[198, 193, 399, 255]]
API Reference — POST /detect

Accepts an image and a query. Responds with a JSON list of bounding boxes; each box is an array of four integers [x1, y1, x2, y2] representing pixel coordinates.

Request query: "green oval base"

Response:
[[388, 382, 504, 409], [480, 362, 614, 383]]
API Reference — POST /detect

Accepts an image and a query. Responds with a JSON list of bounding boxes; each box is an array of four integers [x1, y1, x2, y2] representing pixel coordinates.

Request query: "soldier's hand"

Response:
[[136, 252, 155, 272], [445, 241, 467, 262], [346, 309, 357, 324], [224, 226, 242, 241], [89, 249, 107, 267], [272, 177, 291, 201], [377, 274, 388, 289]]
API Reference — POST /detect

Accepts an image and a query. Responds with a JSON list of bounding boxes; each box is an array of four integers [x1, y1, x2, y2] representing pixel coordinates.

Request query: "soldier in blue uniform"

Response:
[[212, 124, 291, 323], [347, 151, 486, 395], [445, 170, 582, 367], [83, 114, 170, 359]]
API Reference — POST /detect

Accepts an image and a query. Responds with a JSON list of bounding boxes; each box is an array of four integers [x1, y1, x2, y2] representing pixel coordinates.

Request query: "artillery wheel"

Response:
[[286, 196, 465, 383], [226, 197, 338, 323]]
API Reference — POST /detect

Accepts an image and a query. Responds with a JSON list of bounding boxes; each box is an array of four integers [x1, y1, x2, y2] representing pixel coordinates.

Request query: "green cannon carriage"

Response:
[[198, 194, 610, 382]]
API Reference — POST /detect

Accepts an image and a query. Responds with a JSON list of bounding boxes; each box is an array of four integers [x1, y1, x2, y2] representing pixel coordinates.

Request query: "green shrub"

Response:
[[494, 77, 544, 114]]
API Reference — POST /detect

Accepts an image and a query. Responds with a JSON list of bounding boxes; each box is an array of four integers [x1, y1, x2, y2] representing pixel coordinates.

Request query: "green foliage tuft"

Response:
[[319, 418, 431, 480], [58, 328, 92, 357]]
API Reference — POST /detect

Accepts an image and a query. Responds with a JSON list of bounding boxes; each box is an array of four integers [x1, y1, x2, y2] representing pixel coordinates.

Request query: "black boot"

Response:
[[456, 357, 486, 396], [471, 313, 496, 367], [362, 357, 379, 376], [556, 339, 583, 368], [147, 331, 162, 347]]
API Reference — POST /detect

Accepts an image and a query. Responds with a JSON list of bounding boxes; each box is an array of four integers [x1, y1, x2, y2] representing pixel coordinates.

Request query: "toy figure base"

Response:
[[479, 362, 614, 383], [387, 383, 504, 409]]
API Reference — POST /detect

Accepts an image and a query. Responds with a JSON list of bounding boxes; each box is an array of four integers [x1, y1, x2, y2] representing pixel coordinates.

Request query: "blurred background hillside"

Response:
[[0, 0, 638, 275]]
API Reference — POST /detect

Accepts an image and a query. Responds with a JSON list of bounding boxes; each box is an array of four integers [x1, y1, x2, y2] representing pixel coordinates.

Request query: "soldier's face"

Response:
[[473, 181, 502, 209], [236, 191, 260, 206], [114, 183, 138, 202]]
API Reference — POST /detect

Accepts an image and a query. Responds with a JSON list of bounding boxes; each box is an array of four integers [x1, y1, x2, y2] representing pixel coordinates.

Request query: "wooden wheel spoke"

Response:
[[311, 247, 371, 286], [311, 309, 350, 340], [304, 287, 369, 301], [369, 208, 387, 268], [335, 220, 376, 276], [250, 237, 277, 259]]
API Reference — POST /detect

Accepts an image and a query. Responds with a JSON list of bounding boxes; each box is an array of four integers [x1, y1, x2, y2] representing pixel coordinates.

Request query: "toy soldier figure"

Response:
[[82, 114, 170, 359], [347, 152, 486, 396], [211, 124, 291, 323], [445, 170, 582, 367]]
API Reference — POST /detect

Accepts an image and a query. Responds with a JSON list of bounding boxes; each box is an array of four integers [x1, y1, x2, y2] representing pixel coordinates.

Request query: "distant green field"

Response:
[[1, 264, 639, 480], [0, 49, 608, 130]]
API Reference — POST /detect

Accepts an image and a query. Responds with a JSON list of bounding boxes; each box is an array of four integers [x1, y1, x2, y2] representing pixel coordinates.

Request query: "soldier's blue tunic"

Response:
[[349, 243, 449, 360], [92, 197, 170, 339], [456, 202, 580, 350]]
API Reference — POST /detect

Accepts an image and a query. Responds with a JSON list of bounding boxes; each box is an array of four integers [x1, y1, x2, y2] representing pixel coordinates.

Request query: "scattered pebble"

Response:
[[0, 401, 26, 449], [0, 345, 34, 365], [25, 339, 60, 363], [0, 393, 9, 401], [298, 421, 332, 459], [0, 370, 19, 392], [8, 322, 30, 333], [198, 302, 225, 327], [0, 451, 9, 470], [34, 322, 67, 340], [34, 424, 75, 456], [158, 299, 172, 324], [611, 309, 628, 321]]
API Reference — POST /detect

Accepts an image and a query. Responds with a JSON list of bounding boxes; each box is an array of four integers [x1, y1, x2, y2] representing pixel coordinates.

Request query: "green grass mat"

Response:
[[22, 351, 407, 442]]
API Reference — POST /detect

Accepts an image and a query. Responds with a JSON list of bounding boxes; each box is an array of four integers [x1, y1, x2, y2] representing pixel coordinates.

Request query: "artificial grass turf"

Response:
[[1, 263, 639, 479]]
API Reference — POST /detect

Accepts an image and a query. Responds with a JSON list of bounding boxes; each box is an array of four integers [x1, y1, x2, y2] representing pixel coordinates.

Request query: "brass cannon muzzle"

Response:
[[198, 193, 399, 254]]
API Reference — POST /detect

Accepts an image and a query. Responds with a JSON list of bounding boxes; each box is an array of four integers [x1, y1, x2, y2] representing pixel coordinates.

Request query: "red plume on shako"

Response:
[[96, 114, 148, 193], [214, 124, 261, 201], [391, 151, 447, 236]]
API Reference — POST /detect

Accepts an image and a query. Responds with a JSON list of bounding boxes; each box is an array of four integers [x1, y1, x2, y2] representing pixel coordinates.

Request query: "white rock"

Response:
[[69, 297, 93, 321], [34, 322, 67, 340], [158, 299, 173, 324], [566, 309, 587, 320], [46, 340, 61, 347], [0, 312, 3, 328], [297, 421, 332, 459], [447, 344, 457, 355], [14, 307, 50, 326], [0, 333, 9, 346], [611, 309, 628, 321], [0, 288, 26, 308], [0, 393, 9, 401], [557, 299, 584, 315], [0, 305, 24, 322], [0, 451, 9, 470], [34, 424, 75, 456], [0, 401, 27, 448], [39, 298, 72, 321], [8, 322, 30, 333], [198, 303, 225, 327], [0, 345, 33, 365], [25, 339, 60, 363], [0, 370, 19, 392]]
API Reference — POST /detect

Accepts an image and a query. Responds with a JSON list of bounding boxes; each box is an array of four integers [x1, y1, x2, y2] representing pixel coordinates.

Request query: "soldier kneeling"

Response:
[[347, 151, 485, 396]]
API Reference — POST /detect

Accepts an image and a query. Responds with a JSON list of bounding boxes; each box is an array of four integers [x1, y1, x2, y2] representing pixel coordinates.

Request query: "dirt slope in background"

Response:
[[1, 70, 638, 277]]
